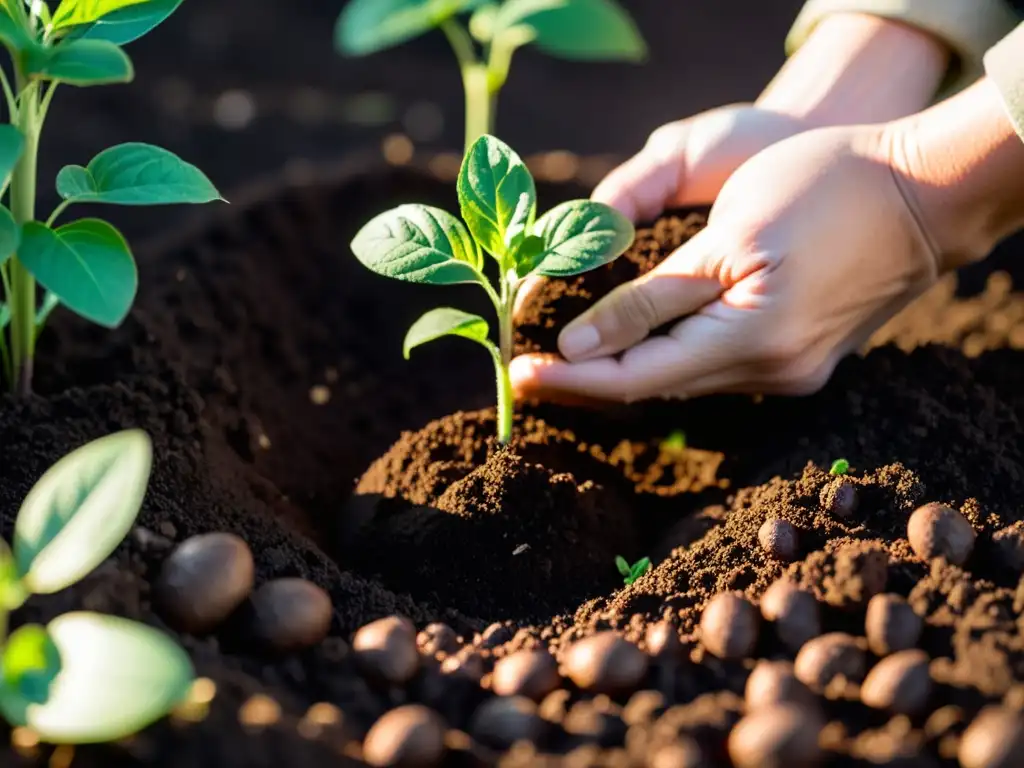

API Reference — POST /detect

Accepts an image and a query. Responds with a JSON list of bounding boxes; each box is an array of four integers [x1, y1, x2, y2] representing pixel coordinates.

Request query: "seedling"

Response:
[[660, 429, 686, 453], [0, 429, 194, 743], [830, 458, 850, 476], [615, 555, 650, 586], [350, 133, 634, 443], [0, 0, 222, 395], [335, 0, 647, 152]]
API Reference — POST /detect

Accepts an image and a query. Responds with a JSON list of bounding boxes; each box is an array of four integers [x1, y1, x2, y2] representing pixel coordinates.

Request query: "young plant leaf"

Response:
[[631, 557, 651, 579], [13, 429, 152, 595], [51, 0, 149, 30], [336, 0, 484, 56], [531, 200, 634, 277], [495, 0, 646, 61], [0, 612, 194, 743], [829, 458, 850, 476], [56, 143, 222, 205], [0, 125, 25, 192], [26, 39, 134, 85], [0, 539, 27, 610], [18, 219, 136, 328], [351, 204, 485, 285], [63, 0, 182, 44], [0, 205, 20, 266], [0, 4, 34, 54], [404, 307, 491, 359], [0, 625, 61, 715], [614, 555, 630, 577]]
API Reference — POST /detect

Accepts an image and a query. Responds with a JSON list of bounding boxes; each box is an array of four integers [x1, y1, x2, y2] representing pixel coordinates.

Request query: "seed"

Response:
[[865, 594, 922, 656], [860, 649, 931, 715], [249, 578, 332, 653], [760, 580, 821, 652], [728, 703, 824, 768], [745, 659, 815, 710], [645, 621, 683, 657], [563, 632, 649, 694], [354, 616, 420, 685], [820, 478, 858, 518], [758, 519, 799, 561], [700, 592, 759, 660], [907, 502, 975, 566], [416, 623, 461, 657], [470, 696, 544, 750], [958, 706, 1024, 768], [154, 533, 254, 634], [794, 633, 867, 690], [491, 650, 560, 702], [363, 705, 445, 767]]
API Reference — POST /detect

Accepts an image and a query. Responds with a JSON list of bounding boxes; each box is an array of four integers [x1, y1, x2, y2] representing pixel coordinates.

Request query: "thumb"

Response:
[[591, 129, 689, 221]]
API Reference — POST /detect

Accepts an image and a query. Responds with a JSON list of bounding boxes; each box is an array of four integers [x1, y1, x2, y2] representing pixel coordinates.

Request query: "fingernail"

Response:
[[559, 324, 601, 359]]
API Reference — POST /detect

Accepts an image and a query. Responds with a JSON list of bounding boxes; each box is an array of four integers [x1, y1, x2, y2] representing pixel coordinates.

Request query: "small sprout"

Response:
[[830, 458, 850, 476], [660, 429, 686, 453], [615, 556, 651, 586]]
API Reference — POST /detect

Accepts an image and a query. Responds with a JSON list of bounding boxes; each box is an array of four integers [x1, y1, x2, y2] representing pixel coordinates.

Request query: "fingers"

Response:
[[591, 129, 687, 222]]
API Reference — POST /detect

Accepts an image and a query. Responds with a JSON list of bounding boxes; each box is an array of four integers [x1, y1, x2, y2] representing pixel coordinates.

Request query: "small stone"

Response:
[[354, 616, 420, 684], [562, 701, 625, 746], [645, 621, 682, 657], [492, 650, 560, 701], [728, 703, 824, 768], [479, 622, 514, 649], [622, 690, 667, 725], [794, 633, 867, 690], [820, 478, 858, 518], [860, 650, 932, 715], [907, 502, 975, 566], [700, 592, 759, 659], [155, 533, 255, 634], [958, 706, 1024, 768], [760, 580, 821, 652], [441, 650, 484, 682], [470, 696, 544, 750], [563, 632, 648, 694], [865, 594, 922, 656], [249, 578, 332, 653], [745, 660, 815, 709], [758, 519, 799, 561], [992, 524, 1024, 571], [363, 705, 445, 767], [650, 739, 705, 768], [417, 623, 460, 657]]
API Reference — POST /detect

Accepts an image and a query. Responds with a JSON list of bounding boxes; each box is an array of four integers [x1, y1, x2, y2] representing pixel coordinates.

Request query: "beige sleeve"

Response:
[[985, 23, 1024, 142], [786, 0, 1021, 96]]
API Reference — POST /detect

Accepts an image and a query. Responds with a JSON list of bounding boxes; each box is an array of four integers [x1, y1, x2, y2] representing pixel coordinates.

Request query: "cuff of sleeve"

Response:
[[985, 22, 1024, 143], [786, 0, 1020, 97]]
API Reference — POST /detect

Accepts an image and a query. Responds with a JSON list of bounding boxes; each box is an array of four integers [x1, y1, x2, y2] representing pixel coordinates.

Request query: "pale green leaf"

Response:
[[351, 204, 485, 285], [26, 39, 133, 85], [532, 200, 634, 277], [0, 125, 25, 192], [18, 219, 137, 328], [13, 429, 151, 594], [335, 0, 485, 56], [51, 0, 148, 30], [404, 307, 491, 359], [614, 555, 629, 577], [0, 612, 193, 743], [0, 204, 20, 266], [0, 540, 27, 610], [56, 143, 222, 205], [495, 0, 645, 61], [66, 0, 182, 45]]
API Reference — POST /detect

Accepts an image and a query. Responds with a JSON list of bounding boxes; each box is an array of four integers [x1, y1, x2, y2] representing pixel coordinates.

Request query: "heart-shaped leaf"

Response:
[[19, 219, 137, 328], [0, 204, 20, 266], [13, 429, 151, 595], [495, 0, 645, 61], [0, 612, 193, 743], [336, 0, 485, 56], [404, 307, 491, 359], [56, 143, 222, 205], [0, 125, 25, 192], [457, 134, 536, 259], [351, 204, 485, 285], [63, 0, 182, 44], [532, 200, 634, 277], [26, 39, 133, 85]]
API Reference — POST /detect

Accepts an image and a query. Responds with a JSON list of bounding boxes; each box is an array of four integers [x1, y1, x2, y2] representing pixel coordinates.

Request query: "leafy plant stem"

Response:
[[0, 66, 17, 120], [439, 18, 493, 153], [45, 199, 69, 227]]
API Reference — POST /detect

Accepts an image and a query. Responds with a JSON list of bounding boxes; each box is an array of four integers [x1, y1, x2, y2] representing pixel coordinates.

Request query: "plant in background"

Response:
[[336, 0, 646, 152], [0, 0, 222, 395], [0, 429, 194, 743], [830, 458, 850, 476], [350, 133, 634, 443], [615, 555, 650, 586], [660, 429, 686, 454]]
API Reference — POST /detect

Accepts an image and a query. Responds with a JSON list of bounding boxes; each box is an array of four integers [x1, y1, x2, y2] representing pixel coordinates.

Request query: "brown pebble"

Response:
[[728, 703, 824, 768], [865, 594, 922, 656], [622, 690, 667, 725], [491, 650, 560, 701], [760, 580, 821, 652], [249, 578, 332, 653], [354, 616, 420, 684], [794, 633, 867, 690], [479, 622, 513, 649], [363, 705, 445, 767], [860, 649, 931, 715], [154, 533, 255, 634], [700, 592, 759, 660], [958, 706, 1024, 768], [907, 502, 975, 566], [470, 696, 544, 749], [645, 621, 682, 657], [758, 519, 799, 561], [745, 660, 815, 710], [417, 623, 460, 657], [992, 524, 1024, 571], [820, 477, 858, 518], [441, 650, 484, 682], [563, 632, 648, 694], [650, 739, 705, 768]]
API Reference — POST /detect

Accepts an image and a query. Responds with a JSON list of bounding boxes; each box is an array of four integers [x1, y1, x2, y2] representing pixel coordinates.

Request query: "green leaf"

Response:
[[631, 557, 651, 579], [0, 125, 25, 192], [495, 0, 646, 61], [0, 5, 34, 54], [458, 134, 536, 260], [0, 301, 8, 328], [18, 219, 137, 328], [51, 0, 148, 29], [13, 429, 152, 594], [26, 39, 133, 85], [57, 143, 222, 205], [404, 307, 490, 359], [829, 458, 850, 476], [614, 555, 630, 577], [0, 625, 62, 714], [351, 204, 485, 285], [64, 0, 182, 44], [0, 612, 193, 743], [0, 540, 27, 610], [532, 200, 634, 277], [335, 0, 485, 56], [513, 234, 545, 278], [0, 204, 20, 266]]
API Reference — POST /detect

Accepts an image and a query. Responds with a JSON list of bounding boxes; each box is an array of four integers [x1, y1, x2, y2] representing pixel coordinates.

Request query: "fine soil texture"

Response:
[[5, 159, 1024, 767]]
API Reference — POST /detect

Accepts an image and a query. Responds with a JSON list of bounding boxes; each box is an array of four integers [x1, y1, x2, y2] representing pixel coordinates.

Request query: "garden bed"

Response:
[[3, 152, 1024, 766]]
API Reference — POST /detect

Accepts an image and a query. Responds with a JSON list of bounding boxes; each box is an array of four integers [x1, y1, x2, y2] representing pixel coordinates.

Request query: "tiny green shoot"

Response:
[[0, 429, 194, 743], [350, 133, 634, 444], [335, 0, 647, 153], [615, 555, 650, 586], [830, 458, 850, 476], [660, 429, 686, 453], [0, 0, 223, 396]]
